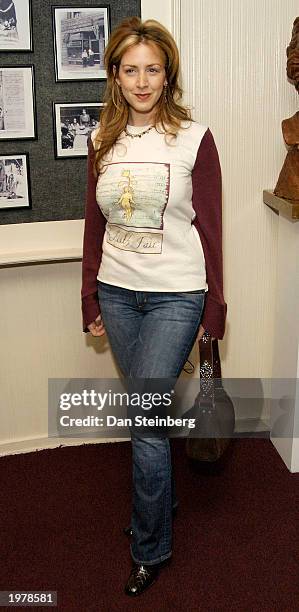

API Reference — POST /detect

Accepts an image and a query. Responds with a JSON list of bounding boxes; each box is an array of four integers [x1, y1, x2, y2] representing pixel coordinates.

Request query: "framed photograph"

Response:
[[0, 153, 31, 210], [53, 102, 104, 158], [0, 65, 36, 140], [0, 0, 33, 52], [52, 6, 110, 82]]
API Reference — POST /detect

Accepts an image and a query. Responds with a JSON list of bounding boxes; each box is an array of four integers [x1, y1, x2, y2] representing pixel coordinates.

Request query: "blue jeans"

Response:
[[97, 281, 206, 565]]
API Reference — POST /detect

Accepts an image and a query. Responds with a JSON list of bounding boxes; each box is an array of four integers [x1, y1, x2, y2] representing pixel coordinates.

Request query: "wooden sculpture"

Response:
[[274, 17, 299, 202]]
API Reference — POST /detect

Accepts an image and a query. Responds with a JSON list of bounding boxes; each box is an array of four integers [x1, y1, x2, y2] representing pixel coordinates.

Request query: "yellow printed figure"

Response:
[[118, 185, 135, 221], [117, 169, 135, 222]]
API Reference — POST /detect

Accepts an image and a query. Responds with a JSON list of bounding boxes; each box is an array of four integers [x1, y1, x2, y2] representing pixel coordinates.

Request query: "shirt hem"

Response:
[[97, 274, 208, 293]]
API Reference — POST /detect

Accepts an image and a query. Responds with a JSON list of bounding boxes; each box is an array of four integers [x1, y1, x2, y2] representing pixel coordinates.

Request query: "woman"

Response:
[[81, 17, 227, 596], [69, 117, 79, 138]]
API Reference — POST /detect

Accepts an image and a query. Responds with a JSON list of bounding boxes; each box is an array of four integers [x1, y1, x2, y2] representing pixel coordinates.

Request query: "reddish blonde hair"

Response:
[[93, 16, 193, 175]]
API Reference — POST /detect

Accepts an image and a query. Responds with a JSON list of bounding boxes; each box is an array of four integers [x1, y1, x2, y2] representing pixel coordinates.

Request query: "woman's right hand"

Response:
[[87, 314, 106, 337]]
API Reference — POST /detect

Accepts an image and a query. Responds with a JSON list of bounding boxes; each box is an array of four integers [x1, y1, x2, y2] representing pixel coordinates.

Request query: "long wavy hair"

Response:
[[93, 16, 193, 175]]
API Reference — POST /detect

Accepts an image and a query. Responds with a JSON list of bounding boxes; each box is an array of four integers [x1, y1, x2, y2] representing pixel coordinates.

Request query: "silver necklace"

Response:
[[124, 125, 154, 138]]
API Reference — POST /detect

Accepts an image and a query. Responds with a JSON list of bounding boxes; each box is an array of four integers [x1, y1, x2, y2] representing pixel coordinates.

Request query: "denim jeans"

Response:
[[97, 281, 206, 565]]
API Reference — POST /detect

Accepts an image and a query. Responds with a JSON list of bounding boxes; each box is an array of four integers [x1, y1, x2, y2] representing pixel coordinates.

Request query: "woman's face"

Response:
[[114, 42, 167, 125]]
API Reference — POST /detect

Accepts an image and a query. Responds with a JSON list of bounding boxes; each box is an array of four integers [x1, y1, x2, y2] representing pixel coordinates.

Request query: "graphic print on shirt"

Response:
[[96, 162, 170, 230], [105, 224, 163, 254]]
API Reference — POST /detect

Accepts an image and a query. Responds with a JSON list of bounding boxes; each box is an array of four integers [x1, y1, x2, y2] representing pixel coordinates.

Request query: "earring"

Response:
[[164, 83, 168, 103]]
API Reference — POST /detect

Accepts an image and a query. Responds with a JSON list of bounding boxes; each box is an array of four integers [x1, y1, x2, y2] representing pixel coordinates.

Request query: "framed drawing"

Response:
[[52, 5, 110, 82], [0, 153, 31, 210], [0, 65, 36, 140], [0, 0, 33, 52], [53, 102, 104, 158]]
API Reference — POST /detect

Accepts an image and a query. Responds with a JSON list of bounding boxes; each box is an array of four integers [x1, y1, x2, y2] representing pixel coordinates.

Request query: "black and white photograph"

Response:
[[52, 6, 110, 81], [53, 102, 104, 158], [0, 153, 31, 209], [0, 65, 36, 140], [0, 0, 32, 52]]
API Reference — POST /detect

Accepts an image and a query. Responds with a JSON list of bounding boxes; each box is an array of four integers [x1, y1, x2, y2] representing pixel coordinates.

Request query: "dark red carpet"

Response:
[[0, 438, 298, 611]]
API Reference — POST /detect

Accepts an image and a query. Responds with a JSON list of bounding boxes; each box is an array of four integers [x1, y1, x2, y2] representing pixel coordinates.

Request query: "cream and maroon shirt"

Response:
[[93, 121, 207, 291], [82, 121, 227, 339]]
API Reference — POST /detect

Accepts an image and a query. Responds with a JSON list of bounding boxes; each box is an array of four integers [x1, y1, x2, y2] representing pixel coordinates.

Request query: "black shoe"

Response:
[[124, 562, 160, 596], [124, 505, 178, 538]]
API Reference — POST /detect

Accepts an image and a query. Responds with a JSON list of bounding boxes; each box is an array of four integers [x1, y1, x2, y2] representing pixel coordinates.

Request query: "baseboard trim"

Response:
[[0, 436, 130, 457], [0, 417, 270, 457]]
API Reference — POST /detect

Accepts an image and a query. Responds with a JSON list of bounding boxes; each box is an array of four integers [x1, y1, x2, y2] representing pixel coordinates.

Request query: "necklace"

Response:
[[124, 125, 154, 138]]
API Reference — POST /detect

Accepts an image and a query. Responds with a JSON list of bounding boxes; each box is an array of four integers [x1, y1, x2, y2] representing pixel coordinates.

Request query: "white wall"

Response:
[[141, 0, 171, 29], [173, 0, 298, 378]]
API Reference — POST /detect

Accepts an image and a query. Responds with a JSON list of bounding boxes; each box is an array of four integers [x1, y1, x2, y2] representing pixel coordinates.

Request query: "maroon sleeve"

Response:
[[81, 136, 107, 333], [191, 128, 227, 339]]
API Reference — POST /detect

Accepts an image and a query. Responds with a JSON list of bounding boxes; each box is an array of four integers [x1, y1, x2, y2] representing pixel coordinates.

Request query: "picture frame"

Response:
[[0, 153, 31, 210], [52, 5, 110, 82], [53, 102, 104, 158], [0, 65, 37, 140], [0, 0, 33, 52]]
